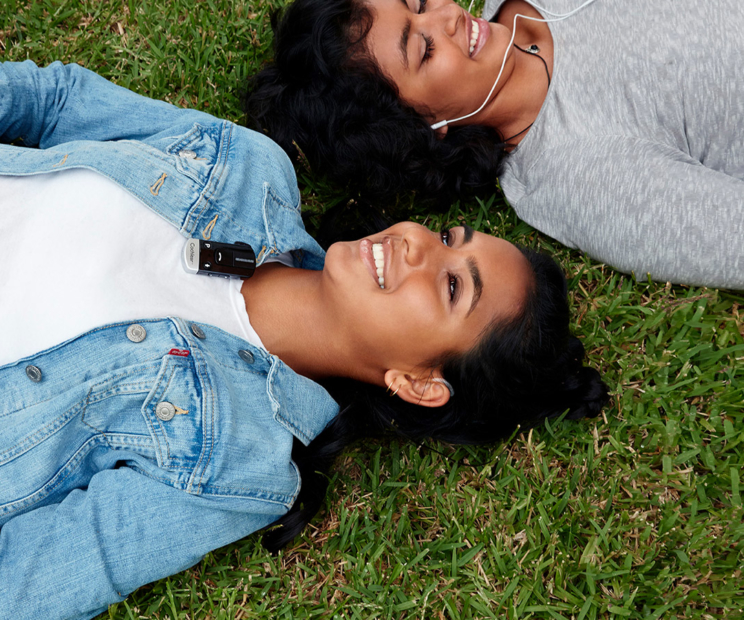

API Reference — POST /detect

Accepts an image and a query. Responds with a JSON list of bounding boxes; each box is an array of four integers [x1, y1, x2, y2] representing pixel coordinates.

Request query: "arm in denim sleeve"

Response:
[[0, 60, 209, 147], [0, 467, 286, 620]]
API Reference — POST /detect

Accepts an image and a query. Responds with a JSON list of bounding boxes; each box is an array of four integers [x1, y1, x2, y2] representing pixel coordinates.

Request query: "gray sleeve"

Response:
[[507, 136, 744, 289], [481, 0, 504, 21]]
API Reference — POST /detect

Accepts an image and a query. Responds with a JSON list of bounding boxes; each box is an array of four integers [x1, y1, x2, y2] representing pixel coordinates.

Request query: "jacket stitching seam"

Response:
[[184, 122, 232, 235], [153, 362, 178, 464], [189, 348, 213, 493]]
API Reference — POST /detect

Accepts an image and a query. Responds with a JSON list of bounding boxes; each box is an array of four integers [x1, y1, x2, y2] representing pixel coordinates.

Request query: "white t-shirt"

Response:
[[0, 169, 288, 366]]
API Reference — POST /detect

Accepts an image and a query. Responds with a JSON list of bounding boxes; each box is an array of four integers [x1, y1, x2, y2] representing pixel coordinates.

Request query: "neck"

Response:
[[240, 264, 356, 381], [490, 0, 554, 145]]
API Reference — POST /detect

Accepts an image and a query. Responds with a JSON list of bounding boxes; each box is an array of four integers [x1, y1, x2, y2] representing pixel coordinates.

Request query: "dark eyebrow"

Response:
[[466, 257, 483, 317], [456, 225, 481, 315], [399, 19, 411, 70]]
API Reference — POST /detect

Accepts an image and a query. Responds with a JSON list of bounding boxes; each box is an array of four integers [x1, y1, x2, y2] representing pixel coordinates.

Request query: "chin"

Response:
[[486, 23, 515, 65], [321, 241, 354, 283]]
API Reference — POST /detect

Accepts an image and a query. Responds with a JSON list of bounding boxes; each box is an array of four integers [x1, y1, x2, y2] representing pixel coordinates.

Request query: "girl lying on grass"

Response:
[[0, 60, 607, 620], [247, 0, 744, 290]]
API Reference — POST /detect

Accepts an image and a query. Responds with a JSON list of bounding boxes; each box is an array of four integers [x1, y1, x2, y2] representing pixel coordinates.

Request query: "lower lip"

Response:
[[471, 18, 490, 58], [360, 239, 380, 286]]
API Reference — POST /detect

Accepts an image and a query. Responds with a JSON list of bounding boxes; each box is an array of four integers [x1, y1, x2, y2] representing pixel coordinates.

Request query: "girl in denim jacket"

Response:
[[0, 61, 607, 620]]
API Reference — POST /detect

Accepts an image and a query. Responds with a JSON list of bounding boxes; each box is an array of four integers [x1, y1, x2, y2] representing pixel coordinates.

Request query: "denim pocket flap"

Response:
[[141, 355, 204, 472], [166, 123, 219, 183]]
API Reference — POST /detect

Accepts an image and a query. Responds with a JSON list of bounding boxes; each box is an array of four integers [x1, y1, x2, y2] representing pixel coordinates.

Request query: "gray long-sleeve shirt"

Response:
[[483, 0, 744, 288]]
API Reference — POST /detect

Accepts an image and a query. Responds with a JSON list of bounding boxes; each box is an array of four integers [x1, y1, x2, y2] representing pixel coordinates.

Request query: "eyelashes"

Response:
[[415, 0, 434, 64], [422, 34, 435, 63], [448, 273, 460, 302], [440, 229, 460, 302]]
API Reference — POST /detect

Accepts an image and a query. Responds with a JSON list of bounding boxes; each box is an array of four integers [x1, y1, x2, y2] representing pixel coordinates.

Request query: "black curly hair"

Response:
[[244, 0, 507, 207]]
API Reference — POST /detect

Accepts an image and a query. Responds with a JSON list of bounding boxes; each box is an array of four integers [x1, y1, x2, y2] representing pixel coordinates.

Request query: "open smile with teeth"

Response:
[[469, 19, 479, 56], [372, 243, 385, 289]]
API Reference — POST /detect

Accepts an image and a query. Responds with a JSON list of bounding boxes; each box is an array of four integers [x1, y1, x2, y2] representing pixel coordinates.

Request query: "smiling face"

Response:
[[321, 222, 532, 379], [363, 0, 515, 127]]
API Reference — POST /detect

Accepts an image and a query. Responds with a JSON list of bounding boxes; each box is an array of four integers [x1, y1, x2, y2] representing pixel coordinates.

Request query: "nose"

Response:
[[434, 0, 462, 38], [402, 226, 442, 269], [417, 0, 462, 38]]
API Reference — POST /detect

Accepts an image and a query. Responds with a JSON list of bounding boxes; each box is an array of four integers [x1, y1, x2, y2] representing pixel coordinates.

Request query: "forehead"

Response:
[[365, 0, 411, 73], [366, 0, 410, 27], [466, 231, 532, 331]]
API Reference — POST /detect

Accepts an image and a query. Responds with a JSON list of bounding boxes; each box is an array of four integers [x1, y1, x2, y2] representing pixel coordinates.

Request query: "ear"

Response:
[[384, 369, 451, 408]]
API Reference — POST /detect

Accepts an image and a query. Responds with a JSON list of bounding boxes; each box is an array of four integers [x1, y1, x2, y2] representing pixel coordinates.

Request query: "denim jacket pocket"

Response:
[[0, 359, 161, 525], [164, 123, 220, 184], [140, 354, 206, 478]]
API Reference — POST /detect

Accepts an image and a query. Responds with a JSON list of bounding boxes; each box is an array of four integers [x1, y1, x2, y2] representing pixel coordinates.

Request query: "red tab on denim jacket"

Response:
[[168, 348, 191, 357]]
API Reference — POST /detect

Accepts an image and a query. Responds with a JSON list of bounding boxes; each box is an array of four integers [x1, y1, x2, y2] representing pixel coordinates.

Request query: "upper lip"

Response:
[[361, 239, 377, 287], [465, 11, 472, 56]]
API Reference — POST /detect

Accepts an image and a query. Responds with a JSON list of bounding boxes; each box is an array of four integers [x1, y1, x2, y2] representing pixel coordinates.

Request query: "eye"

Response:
[[440, 228, 451, 246], [448, 273, 460, 302], [422, 34, 435, 63]]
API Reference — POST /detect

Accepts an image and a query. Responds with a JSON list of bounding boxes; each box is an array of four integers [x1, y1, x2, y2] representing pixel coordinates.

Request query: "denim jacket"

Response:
[[0, 61, 339, 620]]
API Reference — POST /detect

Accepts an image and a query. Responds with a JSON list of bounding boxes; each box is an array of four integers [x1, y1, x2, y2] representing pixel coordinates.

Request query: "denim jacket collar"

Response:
[[259, 184, 326, 272], [266, 355, 340, 446]]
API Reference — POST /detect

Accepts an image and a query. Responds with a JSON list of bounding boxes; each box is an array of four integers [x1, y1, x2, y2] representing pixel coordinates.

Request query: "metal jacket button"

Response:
[[238, 349, 254, 364], [126, 324, 147, 343], [156, 401, 176, 421], [179, 149, 196, 159], [190, 323, 206, 339], [25, 365, 42, 382]]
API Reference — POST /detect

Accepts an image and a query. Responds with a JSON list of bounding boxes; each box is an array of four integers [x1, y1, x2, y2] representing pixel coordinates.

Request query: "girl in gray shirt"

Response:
[[247, 0, 744, 289]]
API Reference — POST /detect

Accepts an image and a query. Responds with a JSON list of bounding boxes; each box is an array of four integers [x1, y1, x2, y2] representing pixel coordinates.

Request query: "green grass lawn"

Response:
[[2, 1, 743, 618]]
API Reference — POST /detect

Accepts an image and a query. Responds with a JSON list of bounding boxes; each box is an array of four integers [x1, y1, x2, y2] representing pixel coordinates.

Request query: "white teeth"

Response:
[[469, 20, 479, 55], [372, 243, 385, 289]]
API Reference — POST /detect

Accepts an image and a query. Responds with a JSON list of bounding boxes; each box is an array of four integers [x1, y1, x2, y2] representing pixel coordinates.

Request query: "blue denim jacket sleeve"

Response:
[[0, 467, 286, 620], [0, 60, 212, 146]]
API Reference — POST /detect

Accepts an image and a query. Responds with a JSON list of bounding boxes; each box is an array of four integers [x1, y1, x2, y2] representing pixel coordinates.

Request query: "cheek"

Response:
[[421, 62, 485, 119], [385, 287, 443, 344], [360, 290, 435, 349]]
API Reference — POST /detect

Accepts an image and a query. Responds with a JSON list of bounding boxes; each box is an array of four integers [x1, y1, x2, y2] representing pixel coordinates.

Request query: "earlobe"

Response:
[[434, 123, 449, 139], [383, 369, 452, 408]]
